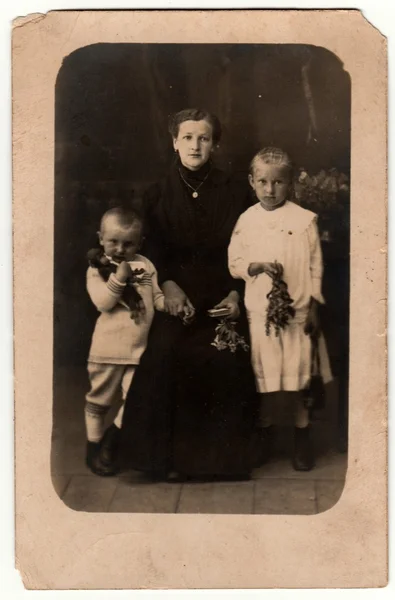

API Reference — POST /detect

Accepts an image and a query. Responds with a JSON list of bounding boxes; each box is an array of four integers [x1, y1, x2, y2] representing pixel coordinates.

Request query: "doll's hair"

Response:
[[168, 108, 222, 144], [249, 147, 294, 179], [100, 206, 144, 234]]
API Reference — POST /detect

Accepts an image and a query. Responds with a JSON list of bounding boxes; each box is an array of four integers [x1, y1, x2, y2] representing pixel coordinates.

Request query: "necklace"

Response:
[[178, 168, 210, 198]]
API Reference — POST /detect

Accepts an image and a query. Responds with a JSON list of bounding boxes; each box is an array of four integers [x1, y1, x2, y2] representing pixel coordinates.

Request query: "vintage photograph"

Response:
[[52, 42, 350, 514], [12, 9, 387, 589]]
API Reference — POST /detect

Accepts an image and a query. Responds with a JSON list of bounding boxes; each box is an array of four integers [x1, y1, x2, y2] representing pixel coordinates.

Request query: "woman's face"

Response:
[[173, 119, 214, 171]]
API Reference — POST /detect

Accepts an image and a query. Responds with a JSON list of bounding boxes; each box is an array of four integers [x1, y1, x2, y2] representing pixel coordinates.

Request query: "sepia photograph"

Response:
[[12, 10, 386, 589], [52, 42, 350, 514]]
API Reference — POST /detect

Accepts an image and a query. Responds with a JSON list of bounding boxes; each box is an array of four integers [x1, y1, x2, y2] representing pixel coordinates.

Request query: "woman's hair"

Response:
[[168, 108, 222, 144], [100, 206, 144, 233], [249, 147, 294, 178]]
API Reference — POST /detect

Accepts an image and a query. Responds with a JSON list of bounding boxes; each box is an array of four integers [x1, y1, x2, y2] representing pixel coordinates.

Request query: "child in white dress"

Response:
[[228, 147, 332, 470]]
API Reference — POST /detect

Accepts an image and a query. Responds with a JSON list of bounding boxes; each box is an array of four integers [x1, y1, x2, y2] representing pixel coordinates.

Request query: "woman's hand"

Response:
[[181, 297, 196, 323], [162, 280, 194, 317], [248, 262, 283, 279], [115, 261, 133, 283], [214, 291, 240, 320], [304, 298, 321, 338]]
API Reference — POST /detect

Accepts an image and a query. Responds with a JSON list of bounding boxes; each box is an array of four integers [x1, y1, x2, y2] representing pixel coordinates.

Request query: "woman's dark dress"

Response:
[[120, 160, 258, 477]]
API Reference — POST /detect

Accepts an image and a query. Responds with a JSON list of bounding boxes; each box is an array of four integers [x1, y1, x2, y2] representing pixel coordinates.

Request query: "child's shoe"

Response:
[[292, 425, 315, 471], [86, 441, 117, 477], [99, 423, 121, 470]]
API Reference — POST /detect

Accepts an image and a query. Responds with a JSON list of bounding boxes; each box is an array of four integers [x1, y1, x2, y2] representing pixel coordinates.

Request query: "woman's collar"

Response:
[[175, 157, 229, 186], [178, 158, 211, 181]]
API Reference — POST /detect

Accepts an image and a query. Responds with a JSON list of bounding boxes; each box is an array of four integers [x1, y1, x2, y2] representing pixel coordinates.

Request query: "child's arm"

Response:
[[248, 262, 283, 279], [304, 217, 324, 338], [307, 217, 325, 305], [86, 267, 127, 312], [151, 271, 166, 312], [143, 260, 166, 312], [228, 215, 251, 281]]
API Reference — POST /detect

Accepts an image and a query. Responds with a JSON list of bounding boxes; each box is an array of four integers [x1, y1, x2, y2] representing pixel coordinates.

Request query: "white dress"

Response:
[[228, 201, 332, 393]]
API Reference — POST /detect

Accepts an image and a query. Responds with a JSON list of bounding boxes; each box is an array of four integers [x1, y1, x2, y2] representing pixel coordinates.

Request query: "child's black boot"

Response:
[[292, 425, 315, 471], [99, 423, 121, 470], [86, 441, 117, 477]]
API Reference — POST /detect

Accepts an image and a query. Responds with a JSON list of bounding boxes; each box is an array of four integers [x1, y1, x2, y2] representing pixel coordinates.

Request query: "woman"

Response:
[[119, 108, 259, 480]]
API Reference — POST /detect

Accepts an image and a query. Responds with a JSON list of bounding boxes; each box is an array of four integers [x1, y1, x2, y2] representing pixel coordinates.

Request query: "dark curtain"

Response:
[[54, 43, 350, 366]]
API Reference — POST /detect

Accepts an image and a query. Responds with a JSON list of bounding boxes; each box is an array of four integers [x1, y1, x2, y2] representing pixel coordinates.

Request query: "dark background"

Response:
[[54, 43, 350, 370]]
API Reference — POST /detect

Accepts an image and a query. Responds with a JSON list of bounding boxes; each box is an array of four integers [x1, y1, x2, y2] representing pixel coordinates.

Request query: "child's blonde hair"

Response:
[[100, 207, 143, 234], [249, 147, 294, 178]]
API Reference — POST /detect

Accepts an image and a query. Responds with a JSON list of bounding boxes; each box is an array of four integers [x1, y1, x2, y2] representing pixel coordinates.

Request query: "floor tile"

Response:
[[316, 479, 345, 513], [253, 451, 347, 481], [254, 479, 317, 515], [117, 470, 152, 483], [62, 474, 118, 512], [51, 474, 70, 498], [177, 481, 254, 514], [108, 480, 181, 513]]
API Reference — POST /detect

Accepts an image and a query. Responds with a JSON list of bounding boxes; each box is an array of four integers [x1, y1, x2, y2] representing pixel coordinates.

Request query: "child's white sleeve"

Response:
[[145, 260, 165, 311], [307, 217, 325, 304], [86, 267, 126, 312], [228, 215, 251, 281]]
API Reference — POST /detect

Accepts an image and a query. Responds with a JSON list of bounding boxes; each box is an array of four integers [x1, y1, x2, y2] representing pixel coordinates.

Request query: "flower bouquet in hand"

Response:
[[264, 262, 295, 337], [208, 295, 249, 353], [248, 261, 295, 336], [211, 319, 249, 353], [87, 248, 145, 320]]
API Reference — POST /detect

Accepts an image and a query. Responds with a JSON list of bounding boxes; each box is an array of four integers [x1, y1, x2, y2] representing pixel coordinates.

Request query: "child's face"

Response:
[[173, 119, 214, 171], [249, 161, 291, 211], [99, 217, 142, 263]]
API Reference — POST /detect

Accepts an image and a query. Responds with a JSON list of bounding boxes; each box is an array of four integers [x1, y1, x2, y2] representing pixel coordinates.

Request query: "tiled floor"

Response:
[[54, 451, 346, 514], [52, 366, 347, 514]]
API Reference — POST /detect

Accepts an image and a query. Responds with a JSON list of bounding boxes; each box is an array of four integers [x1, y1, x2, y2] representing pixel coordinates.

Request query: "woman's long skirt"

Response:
[[119, 311, 259, 477]]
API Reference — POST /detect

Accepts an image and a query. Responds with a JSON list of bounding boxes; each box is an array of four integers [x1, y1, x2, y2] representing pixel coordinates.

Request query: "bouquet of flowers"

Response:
[[265, 263, 295, 337], [211, 319, 249, 353]]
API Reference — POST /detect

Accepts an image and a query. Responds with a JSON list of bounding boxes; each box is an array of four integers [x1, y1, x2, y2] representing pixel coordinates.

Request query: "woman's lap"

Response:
[[120, 311, 258, 475]]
